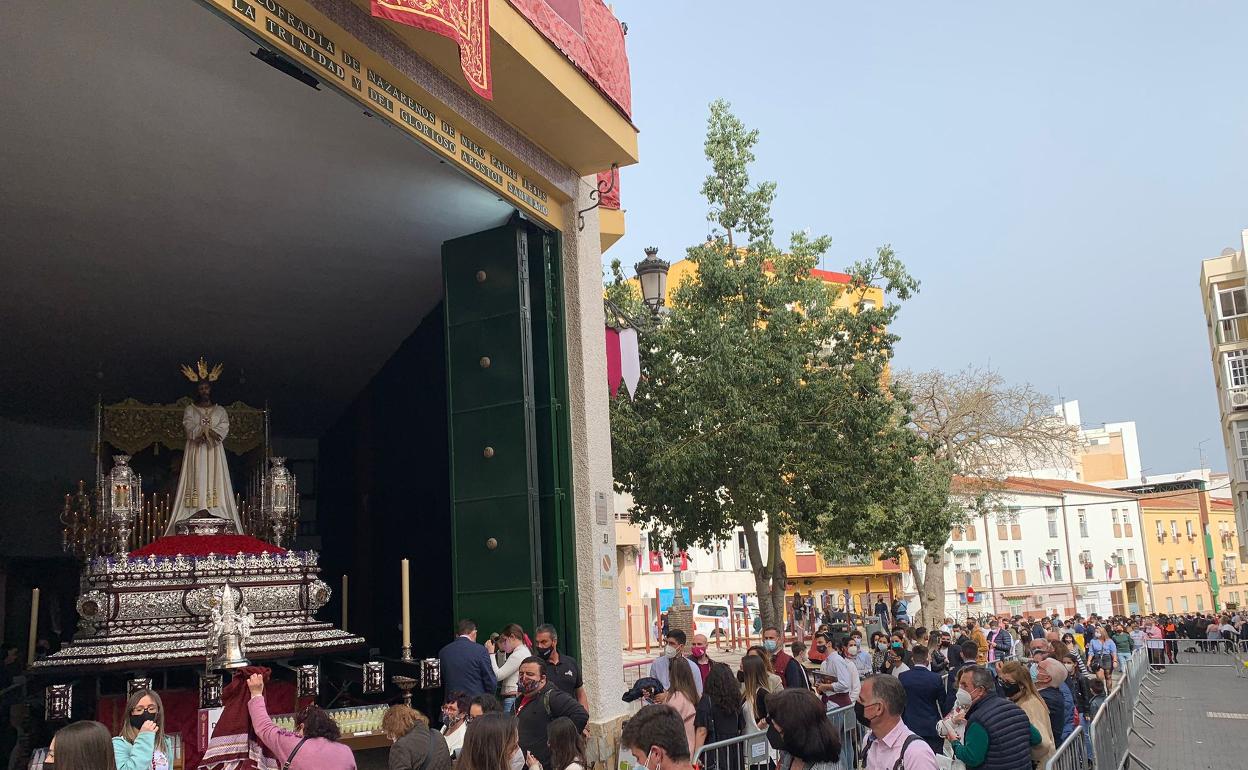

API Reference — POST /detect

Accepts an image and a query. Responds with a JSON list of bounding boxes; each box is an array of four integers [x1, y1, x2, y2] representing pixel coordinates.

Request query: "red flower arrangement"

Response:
[[129, 535, 286, 559]]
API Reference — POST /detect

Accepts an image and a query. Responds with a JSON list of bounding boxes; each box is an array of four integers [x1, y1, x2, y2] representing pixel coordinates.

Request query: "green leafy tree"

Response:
[[610, 100, 920, 629]]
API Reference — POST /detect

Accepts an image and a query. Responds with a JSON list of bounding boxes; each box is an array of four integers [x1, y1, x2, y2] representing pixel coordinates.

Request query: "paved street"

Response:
[[1132, 662, 1248, 770]]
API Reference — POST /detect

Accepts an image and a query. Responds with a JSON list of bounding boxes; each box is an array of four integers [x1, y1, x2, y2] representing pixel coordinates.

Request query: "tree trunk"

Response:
[[919, 549, 947, 628], [744, 521, 786, 631]]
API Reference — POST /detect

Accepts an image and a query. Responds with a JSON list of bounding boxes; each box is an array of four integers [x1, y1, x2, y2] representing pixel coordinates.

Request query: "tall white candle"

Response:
[[26, 588, 39, 667], [401, 559, 411, 651]]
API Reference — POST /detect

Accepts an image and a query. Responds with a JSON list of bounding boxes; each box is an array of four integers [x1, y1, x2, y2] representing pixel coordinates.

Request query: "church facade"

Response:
[[1, 0, 636, 738]]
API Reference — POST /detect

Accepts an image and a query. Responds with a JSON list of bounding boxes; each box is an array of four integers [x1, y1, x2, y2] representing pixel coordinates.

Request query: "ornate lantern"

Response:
[[634, 246, 670, 315], [261, 457, 298, 547], [106, 456, 141, 555], [296, 664, 320, 699]]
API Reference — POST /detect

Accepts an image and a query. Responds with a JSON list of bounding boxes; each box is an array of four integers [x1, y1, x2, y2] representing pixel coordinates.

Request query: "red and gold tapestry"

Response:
[[371, 0, 492, 100]]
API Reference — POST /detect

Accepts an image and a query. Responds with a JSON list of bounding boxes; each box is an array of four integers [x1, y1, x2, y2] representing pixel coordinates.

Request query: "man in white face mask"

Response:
[[647, 629, 704, 698], [621, 705, 694, 770], [944, 666, 1039, 770]]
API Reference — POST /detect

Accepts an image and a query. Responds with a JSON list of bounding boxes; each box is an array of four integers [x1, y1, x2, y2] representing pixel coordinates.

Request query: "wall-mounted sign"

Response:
[[208, 0, 563, 227]]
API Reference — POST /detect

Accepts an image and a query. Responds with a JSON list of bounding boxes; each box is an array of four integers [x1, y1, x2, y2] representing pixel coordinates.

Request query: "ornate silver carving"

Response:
[[207, 582, 253, 670], [262, 457, 298, 548], [420, 657, 442, 690], [305, 579, 330, 612]]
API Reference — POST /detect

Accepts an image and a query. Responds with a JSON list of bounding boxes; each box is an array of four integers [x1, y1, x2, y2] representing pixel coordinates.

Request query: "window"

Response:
[[1128, 548, 1136, 565], [1181, 596, 1190, 611], [1081, 550, 1094, 579], [714, 543, 724, 571], [954, 555, 966, 574], [1013, 550, 1024, 569], [1226, 349, 1248, 389], [1187, 520, 1196, 538], [1171, 520, 1180, 540], [1111, 509, 1119, 525], [1047, 549, 1063, 581], [1001, 550, 1010, 573], [969, 552, 981, 571], [737, 531, 750, 569], [1197, 595, 1204, 611], [1047, 508, 1059, 537], [1161, 558, 1170, 576], [1079, 511, 1089, 538], [1192, 557, 1200, 575], [952, 525, 963, 541], [1235, 422, 1248, 480], [1218, 285, 1248, 342], [1166, 597, 1174, 613], [1155, 520, 1164, 539]]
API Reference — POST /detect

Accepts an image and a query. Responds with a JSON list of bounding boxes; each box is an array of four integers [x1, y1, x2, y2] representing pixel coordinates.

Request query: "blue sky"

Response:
[[607, 1, 1247, 474]]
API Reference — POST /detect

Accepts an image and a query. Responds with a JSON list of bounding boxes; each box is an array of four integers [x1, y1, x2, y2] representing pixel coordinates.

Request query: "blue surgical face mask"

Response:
[[763, 639, 778, 653], [1029, 662, 1040, 681]]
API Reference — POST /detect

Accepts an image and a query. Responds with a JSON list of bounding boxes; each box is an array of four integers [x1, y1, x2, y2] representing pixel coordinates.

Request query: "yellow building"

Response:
[[1138, 492, 1214, 614], [1209, 497, 1248, 610], [781, 536, 908, 616], [660, 259, 885, 313]]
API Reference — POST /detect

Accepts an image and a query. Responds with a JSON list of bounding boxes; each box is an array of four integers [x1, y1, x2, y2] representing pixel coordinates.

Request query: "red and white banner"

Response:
[[371, 0, 493, 100], [605, 326, 639, 399]]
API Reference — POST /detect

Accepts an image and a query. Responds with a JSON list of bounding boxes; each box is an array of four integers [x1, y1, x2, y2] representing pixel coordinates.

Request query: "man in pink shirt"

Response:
[[858, 674, 940, 770]]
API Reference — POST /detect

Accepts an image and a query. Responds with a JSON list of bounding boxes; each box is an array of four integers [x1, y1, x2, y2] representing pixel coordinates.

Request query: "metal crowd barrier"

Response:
[[1145, 637, 1247, 669], [690, 729, 770, 770], [1088, 642, 1156, 770], [1044, 725, 1088, 770], [825, 703, 864, 770]]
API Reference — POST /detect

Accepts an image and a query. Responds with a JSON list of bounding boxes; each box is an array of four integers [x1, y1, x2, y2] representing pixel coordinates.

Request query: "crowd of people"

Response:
[[28, 608, 1247, 769], [624, 608, 1248, 770]]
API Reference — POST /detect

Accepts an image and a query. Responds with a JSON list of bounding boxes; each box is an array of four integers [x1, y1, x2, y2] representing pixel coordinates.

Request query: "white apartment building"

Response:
[[1200, 230, 1248, 561], [943, 478, 1150, 618]]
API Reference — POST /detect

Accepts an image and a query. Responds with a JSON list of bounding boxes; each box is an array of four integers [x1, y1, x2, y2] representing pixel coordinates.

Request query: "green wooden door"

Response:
[[443, 216, 578, 654]]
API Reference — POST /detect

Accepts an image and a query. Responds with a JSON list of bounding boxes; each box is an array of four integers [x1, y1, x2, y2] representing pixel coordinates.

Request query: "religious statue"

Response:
[[206, 581, 254, 669], [164, 358, 244, 536]]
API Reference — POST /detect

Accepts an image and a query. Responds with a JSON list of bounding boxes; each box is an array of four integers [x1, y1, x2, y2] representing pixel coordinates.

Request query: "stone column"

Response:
[[563, 178, 627, 764]]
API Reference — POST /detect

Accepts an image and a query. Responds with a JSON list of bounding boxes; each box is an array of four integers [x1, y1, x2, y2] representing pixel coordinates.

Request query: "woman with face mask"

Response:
[[440, 692, 472, 757], [113, 689, 172, 770], [763, 689, 840, 770], [998, 660, 1054, 767], [485, 624, 532, 713], [868, 632, 888, 674], [382, 703, 452, 770], [459, 713, 522, 770], [45, 720, 113, 770]]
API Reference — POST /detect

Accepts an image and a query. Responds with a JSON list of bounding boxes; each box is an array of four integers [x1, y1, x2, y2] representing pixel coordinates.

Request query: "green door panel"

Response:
[[444, 219, 542, 635], [442, 216, 578, 655]]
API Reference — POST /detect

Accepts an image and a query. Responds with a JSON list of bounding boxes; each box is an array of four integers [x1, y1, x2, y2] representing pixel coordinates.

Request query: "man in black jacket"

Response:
[[943, 641, 981, 713], [515, 657, 589, 768]]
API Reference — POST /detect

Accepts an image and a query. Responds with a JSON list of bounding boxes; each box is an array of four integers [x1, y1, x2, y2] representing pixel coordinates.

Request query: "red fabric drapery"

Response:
[[371, 0, 492, 100], [605, 327, 622, 396], [130, 535, 286, 559], [505, 0, 631, 117]]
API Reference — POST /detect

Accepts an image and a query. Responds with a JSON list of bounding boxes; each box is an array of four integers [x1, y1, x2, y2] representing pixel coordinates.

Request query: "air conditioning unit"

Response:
[[1232, 389, 1248, 409], [1032, 596, 1044, 608]]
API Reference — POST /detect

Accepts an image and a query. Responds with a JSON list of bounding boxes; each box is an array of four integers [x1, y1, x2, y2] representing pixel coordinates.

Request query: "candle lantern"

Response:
[[199, 674, 223, 709], [45, 684, 73, 721], [106, 456, 142, 555], [362, 661, 385, 694], [296, 664, 320, 699], [419, 657, 442, 690], [261, 457, 298, 547], [127, 678, 152, 697]]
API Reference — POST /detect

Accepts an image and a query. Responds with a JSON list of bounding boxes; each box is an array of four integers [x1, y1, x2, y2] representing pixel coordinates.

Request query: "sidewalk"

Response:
[[1133, 663, 1248, 769]]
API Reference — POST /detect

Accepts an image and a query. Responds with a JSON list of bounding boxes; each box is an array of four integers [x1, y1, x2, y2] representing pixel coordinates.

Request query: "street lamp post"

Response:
[[635, 247, 670, 315]]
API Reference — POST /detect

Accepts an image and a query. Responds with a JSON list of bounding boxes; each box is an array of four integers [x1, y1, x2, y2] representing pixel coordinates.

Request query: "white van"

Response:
[[692, 600, 749, 639]]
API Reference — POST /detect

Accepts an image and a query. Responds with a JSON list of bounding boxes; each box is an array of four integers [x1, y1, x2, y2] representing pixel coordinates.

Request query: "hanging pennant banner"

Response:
[[370, 0, 492, 100]]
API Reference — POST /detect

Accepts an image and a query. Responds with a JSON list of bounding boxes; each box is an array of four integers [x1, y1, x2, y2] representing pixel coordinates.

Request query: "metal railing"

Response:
[[687, 703, 863, 770], [1087, 640, 1156, 770], [1044, 725, 1088, 770]]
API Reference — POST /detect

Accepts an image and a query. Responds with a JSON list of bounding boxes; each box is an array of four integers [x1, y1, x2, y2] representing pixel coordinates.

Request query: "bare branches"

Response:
[[895, 366, 1080, 481]]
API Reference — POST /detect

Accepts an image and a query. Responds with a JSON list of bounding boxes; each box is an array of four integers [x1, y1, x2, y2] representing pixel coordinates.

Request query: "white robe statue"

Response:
[[165, 403, 243, 535]]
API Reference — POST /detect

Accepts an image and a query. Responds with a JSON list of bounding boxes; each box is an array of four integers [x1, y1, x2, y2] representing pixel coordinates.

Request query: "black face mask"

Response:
[[43, 763, 54, 770], [854, 701, 872, 728], [766, 725, 785, 751], [129, 714, 156, 731], [1001, 682, 1021, 698], [535, 646, 554, 661], [736, 669, 745, 683]]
